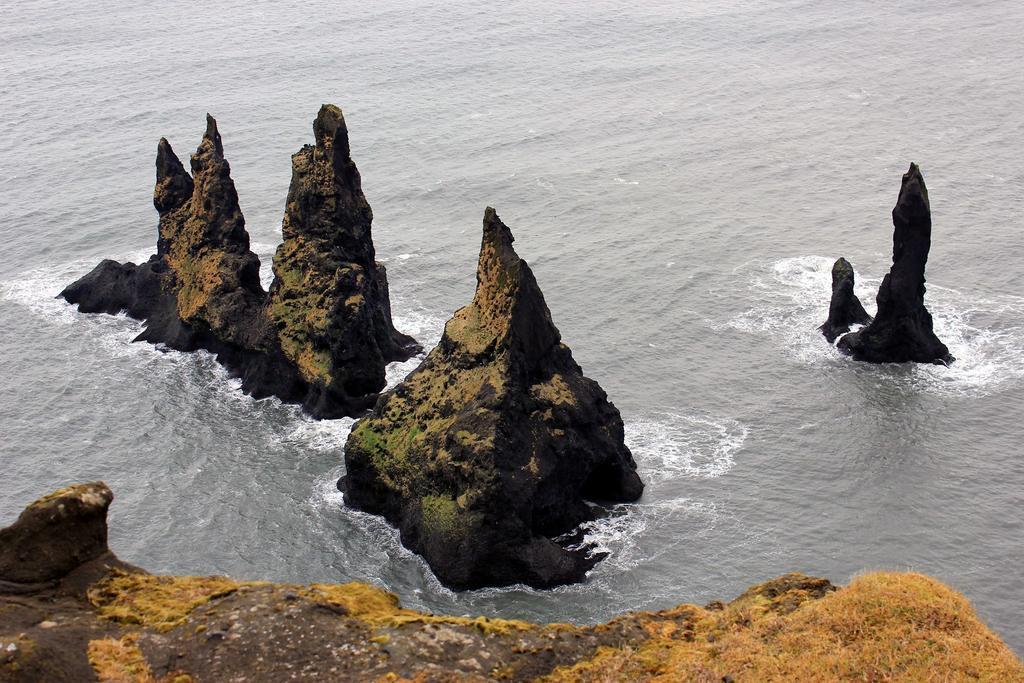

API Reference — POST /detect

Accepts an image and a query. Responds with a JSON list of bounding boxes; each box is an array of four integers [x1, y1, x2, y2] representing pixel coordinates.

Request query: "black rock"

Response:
[[838, 164, 953, 365], [341, 208, 643, 590], [59, 109, 418, 418], [819, 257, 872, 343]]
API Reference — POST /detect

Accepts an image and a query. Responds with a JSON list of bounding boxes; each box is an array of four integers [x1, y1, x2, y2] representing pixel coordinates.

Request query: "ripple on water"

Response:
[[724, 255, 1024, 396]]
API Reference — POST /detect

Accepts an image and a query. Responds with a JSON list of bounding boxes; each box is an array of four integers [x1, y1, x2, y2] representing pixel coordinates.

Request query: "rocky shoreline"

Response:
[[1, 484, 1020, 682]]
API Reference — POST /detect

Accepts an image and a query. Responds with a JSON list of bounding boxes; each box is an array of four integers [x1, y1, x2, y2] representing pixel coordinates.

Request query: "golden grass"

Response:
[[88, 634, 194, 683], [307, 582, 540, 636], [543, 572, 1024, 682], [88, 570, 245, 632], [87, 635, 153, 683]]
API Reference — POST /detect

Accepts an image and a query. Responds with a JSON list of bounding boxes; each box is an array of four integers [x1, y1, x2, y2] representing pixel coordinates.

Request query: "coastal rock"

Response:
[[2, 483, 1020, 682], [267, 105, 420, 408], [819, 257, 872, 343], [0, 483, 112, 584], [341, 208, 643, 590], [61, 115, 269, 353], [60, 109, 417, 418], [838, 164, 953, 364]]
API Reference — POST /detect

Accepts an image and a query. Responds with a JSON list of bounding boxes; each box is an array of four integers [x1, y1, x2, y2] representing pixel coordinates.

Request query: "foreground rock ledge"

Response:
[[342, 207, 644, 590], [59, 107, 418, 419], [837, 164, 953, 364], [1, 485, 1020, 682]]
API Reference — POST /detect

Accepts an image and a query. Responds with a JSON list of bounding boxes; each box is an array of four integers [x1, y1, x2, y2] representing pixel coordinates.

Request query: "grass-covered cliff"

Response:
[[1, 484, 1021, 681]]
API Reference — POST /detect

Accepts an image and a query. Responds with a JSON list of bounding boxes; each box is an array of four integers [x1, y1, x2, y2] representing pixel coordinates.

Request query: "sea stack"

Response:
[[819, 257, 872, 343], [60, 108, 417, 418], [838, 164, 953, 364], [61, 115, 270, 357], [341, 208, 644, 590], [267, 105, 420, 413]]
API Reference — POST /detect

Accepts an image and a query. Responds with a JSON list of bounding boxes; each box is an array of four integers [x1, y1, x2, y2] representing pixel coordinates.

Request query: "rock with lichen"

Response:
[[838, 164, 953, 364], [60, 109, 417, 418], [1, 483, 1021, 682], [341, 207, 644, 590], [0, 483, 113, 585], [819, 257, 872, 343], [266, 105, 420, 411]]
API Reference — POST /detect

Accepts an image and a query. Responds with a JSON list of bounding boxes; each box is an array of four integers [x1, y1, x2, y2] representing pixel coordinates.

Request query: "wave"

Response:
[[570, 410, 748, 572], [724, 255, 1024, 395], [624, 411, 748, 481]]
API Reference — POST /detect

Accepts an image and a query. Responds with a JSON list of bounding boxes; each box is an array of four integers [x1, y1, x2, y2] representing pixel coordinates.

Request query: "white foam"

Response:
[[625, 411, 748, 481], [565, 410, 747, 571], [725, 255, 1024, 395], [284, 416, 356, 452], [570, 498, 721, 572]]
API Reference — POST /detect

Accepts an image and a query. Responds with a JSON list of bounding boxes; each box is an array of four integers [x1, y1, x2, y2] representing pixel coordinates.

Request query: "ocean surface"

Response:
[[2, 0, 1023, 654]]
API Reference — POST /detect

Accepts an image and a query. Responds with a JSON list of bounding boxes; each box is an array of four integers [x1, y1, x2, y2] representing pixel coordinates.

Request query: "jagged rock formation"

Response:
[[341, 208, 644, 590], [819, 257, 872, 343], [0, 483, 114, 587], [838, 164, 953, 364], [267, 104, 420, 405], [2, 484, 1021, 682], [60, 109, 417, 418]]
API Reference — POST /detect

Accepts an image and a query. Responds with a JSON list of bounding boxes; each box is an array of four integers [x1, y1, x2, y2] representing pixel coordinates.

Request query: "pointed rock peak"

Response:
[[832, 257, 855, 287], [894, 162, 930, 224], [312, 104, 351, 162], [154, 138, 193, 214], [156, 138, 184, 179], [474, 208, 534, 312], [478, 207, 520, 284], [466, 208, 559, 360], [820, 257, 871, 343], [201, 113, 224, 157]]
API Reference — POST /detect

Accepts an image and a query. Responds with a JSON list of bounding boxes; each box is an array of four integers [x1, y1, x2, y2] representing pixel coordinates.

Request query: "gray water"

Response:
[[2, 0, 1023, 654]]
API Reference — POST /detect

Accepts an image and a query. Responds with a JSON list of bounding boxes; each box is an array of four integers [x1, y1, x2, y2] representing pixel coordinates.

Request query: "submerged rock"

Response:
[[819, 257, 872, 343], [838, 164, 953, 364], [60, 109, 417, 418], [267, 105, 420, 410], [341, 208, 643, 590]]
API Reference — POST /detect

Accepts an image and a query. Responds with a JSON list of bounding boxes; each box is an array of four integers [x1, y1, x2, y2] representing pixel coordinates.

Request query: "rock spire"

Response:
[[837, 164, 953, 364], [819, 257, 872, 343], [341, 208, 643, 590], [60, 108, 418, 417]]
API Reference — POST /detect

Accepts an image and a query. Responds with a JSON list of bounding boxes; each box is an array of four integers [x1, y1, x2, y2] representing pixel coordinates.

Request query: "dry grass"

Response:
[[88, 634, 194, 683], [87, 635, 154, 683], [88, 570, 245, 632], [543, 572, 1023, 682], [307, 582, 540, 636]]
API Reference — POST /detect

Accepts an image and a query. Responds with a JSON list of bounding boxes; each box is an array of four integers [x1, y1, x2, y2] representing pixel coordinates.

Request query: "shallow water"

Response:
[[2, 0, 1023, 653]]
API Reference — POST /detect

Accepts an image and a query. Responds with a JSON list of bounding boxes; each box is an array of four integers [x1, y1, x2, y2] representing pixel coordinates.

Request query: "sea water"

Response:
[[1, 0, 1022, 653]]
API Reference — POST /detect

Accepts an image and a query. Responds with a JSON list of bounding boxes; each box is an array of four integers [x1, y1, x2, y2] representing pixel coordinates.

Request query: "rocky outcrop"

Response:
[[838, 164, 953, 364], [2, 484, 1021, 682], [341, 208, 644, 590], [0, 483, 113, 586], [819, 257, 872, 343], [60, 109, 417, 418], [267, 104, 420, 407]]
